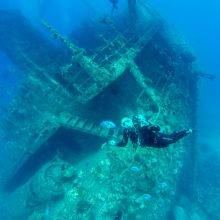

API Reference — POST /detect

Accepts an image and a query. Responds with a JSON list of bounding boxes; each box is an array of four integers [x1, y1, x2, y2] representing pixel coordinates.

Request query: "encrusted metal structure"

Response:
[[0, 1, 198, 219]]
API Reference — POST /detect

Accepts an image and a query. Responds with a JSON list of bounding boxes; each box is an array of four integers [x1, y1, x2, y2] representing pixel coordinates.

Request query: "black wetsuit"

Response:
[[117, 124, 189, 148]]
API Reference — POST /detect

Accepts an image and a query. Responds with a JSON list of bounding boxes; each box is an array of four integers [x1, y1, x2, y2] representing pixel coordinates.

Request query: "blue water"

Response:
[[149, 0, 220, 142], [0, 0, 219, 219]]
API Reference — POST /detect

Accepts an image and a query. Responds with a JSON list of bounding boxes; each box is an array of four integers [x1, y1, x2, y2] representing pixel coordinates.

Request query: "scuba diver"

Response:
[[113, 115, 192, 149], [109, 0, 119, 12], [99, 16, 114, 25]]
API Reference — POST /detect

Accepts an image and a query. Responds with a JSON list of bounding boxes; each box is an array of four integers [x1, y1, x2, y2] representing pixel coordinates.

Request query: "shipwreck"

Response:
[[0, 1, 200, 219]]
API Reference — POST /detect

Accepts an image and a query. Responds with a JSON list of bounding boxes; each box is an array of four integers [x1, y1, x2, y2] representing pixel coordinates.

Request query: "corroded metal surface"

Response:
[[0, 2, 198, 219]]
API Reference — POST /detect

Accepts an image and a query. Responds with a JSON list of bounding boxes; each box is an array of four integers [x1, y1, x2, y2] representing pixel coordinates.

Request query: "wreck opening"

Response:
[[4, 126, 103, 192], [80, 70, 158, 122]]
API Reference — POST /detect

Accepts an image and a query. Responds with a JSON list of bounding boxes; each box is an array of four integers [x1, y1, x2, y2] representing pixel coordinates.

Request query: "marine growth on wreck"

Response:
[[1, 1, 217, 219]]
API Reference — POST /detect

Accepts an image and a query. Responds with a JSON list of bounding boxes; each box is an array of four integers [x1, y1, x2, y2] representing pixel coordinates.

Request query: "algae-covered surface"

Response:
[[0, 1, 219, 220]]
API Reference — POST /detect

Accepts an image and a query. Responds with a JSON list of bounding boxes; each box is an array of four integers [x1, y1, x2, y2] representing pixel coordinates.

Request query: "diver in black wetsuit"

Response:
[[109, 0, 119, 10], [115, 115, 192, 149]]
